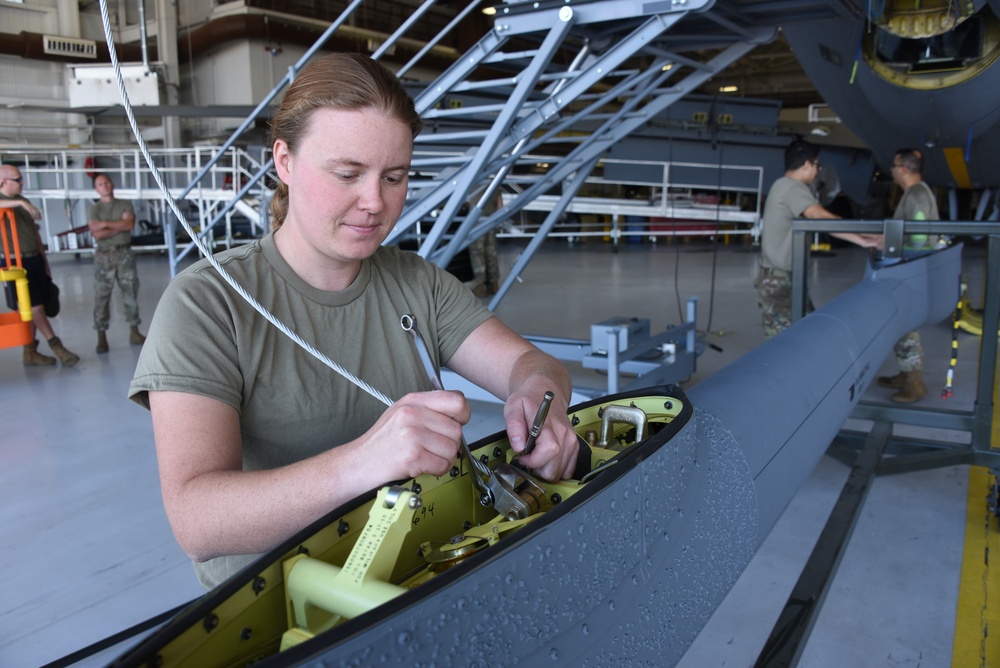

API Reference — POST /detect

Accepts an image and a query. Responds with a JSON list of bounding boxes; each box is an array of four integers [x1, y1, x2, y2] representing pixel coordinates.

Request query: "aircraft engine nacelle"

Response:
[[784, 1, 1000, 191]]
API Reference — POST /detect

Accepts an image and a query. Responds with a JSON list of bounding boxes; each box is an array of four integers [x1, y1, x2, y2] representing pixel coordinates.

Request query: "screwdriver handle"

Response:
[[521, 391, 555, 457]]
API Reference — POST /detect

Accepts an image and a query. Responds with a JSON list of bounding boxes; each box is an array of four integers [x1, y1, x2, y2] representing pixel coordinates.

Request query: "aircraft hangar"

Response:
[[0, 1, 998, 666]]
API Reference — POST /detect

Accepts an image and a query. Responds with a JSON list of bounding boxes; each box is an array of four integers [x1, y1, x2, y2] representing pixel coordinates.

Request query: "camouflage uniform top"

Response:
[[760, 177, 818, 272], [0, 193, 42, 256], [87, 198, 135, 249]]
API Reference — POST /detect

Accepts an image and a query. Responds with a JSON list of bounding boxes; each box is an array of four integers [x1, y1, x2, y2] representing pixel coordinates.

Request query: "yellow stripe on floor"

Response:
[[995, 357, 999, 448], [953, 466, 999, 667], [953, 370, 1000, 666]]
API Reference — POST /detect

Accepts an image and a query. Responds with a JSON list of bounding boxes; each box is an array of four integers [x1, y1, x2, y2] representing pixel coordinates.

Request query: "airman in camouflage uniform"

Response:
[[756, 141, 881, 338], [876, 149, 939, 402], [1, 163, 80, 366], [87, 174, 145, 353]]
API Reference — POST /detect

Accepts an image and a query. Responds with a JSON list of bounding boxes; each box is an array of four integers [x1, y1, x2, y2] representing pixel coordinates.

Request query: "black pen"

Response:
[[521, 391, 555, 457]]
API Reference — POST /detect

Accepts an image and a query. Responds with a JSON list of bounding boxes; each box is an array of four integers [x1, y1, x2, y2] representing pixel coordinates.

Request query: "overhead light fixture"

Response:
[[661, 63, 674, 71], [719, 85, 738, 93], [810, 126, 831, 137], [482, 6, 497, 15]]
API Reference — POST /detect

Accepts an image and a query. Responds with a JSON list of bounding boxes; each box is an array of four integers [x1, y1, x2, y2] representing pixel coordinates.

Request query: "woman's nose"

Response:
[[356, 177, 384, 213]]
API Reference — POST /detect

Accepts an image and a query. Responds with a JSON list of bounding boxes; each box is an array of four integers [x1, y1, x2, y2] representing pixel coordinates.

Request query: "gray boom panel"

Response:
[[286, 247, 960, 665]]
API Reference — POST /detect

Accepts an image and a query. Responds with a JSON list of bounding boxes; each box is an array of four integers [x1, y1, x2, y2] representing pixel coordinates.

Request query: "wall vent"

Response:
[[43, 35, 97, 60]]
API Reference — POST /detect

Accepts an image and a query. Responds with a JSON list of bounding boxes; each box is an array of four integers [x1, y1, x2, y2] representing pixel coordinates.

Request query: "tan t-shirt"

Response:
[[760, 176, 819, 272], [87, 198, 135, 249], [129, 233, 493, 587], [893, 180, 939, 250], [0, 194, 41, 256]]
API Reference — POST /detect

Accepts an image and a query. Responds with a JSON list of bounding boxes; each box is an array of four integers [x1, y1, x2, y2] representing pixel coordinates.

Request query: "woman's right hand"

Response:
[[353, 390, 471, 482]]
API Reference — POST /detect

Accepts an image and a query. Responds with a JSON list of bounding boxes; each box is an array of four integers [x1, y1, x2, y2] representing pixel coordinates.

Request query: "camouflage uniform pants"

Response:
[[93, 246, 141, 330], [893, 330, 924, 372], [754, 268, 814, 339], [469, 230, 500, 288]]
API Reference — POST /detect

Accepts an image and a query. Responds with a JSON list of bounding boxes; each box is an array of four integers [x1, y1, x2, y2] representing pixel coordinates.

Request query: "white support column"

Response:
[[154, 0, 182, 149], [56, 0, 81, 37]]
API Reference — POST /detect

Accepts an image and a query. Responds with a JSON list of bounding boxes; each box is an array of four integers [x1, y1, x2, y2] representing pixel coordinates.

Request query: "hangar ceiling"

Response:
[[230, 0, 827, 109], [703, 31, 823, 108], [7, 1, 828, 129]]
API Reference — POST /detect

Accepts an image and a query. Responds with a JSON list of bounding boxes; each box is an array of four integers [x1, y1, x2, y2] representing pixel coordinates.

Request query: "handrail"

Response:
[[8, 146, 762, 255], [4, 146, 273, 255]]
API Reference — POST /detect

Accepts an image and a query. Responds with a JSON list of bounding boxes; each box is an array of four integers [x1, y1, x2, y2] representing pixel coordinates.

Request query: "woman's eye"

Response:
[[334, 172, 359, 182], [384, 173, 405, 185]]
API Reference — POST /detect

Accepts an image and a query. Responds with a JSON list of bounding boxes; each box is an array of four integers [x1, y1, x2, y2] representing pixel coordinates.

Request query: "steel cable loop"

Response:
[[96, 0, 392, 407]]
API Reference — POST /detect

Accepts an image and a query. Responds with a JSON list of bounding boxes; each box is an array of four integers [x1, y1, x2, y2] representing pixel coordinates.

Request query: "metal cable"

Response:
[[96, 0, 392, 407]]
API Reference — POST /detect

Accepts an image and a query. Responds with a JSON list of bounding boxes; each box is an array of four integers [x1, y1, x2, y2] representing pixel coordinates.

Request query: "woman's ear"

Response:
[[273, 139, 292, 182]]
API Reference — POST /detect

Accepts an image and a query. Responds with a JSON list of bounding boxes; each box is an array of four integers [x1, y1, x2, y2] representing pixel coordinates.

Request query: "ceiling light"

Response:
[[482, 6, 497, 15], [810, 126, 831, 137], [719, 85, 738, 93]]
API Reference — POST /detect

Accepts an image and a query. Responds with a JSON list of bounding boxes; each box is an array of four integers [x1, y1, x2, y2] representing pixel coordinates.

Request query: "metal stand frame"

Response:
[[792, 219, 999, 468], [442, 297, 700, 403], [755, 422, 892, 668], [758, 219, 1000, 666]]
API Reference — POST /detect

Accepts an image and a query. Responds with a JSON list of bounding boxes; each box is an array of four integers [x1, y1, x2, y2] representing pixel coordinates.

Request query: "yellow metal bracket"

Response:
[[280, 486, 421, 650]]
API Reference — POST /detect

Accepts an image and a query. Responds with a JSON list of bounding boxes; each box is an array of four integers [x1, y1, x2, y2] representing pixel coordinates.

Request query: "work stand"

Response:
[[755, 220, 1000, 667], [442, 298, 701, 405]]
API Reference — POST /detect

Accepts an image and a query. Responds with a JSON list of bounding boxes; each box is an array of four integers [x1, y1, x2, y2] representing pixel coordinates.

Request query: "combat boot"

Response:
[[129, 326, 146, 346], [96, 330, 109, 354], [47, 336, 80, 366], [877, 372, 906, 389], [890, 370, 926, 403], [23, 340, 56, 366]]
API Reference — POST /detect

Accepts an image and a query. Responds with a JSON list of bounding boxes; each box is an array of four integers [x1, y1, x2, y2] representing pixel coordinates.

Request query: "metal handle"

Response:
[[520, 391, 554, 457], [400, 314, 494, 501]]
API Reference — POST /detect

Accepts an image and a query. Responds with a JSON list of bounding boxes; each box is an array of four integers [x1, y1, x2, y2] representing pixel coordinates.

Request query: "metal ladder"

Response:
[[166, 0, 784, 289]]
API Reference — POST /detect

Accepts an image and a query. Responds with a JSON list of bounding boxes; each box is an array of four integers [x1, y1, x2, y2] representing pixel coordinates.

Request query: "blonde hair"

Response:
[[269, 53, 423, 229]]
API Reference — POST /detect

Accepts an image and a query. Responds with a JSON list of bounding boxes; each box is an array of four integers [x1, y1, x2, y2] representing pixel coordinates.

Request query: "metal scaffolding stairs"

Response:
[[160, 1, 860, 292], [400, 2, 779, 305]]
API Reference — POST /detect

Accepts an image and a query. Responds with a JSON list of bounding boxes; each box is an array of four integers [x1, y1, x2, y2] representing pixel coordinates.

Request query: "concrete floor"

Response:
[[0, 236, 986, 667]]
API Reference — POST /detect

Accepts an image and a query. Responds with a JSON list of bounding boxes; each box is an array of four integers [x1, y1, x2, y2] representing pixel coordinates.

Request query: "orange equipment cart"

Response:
[[0, 209, 35, 348]]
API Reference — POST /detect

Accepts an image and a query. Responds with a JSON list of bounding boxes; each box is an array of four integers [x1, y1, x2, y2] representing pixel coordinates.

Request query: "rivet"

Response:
[[203, 613, 219, 632]]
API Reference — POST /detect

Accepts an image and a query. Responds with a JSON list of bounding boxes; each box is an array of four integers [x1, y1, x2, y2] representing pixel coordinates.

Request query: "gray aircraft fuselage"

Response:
[[784, 0, 1000, 190]]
